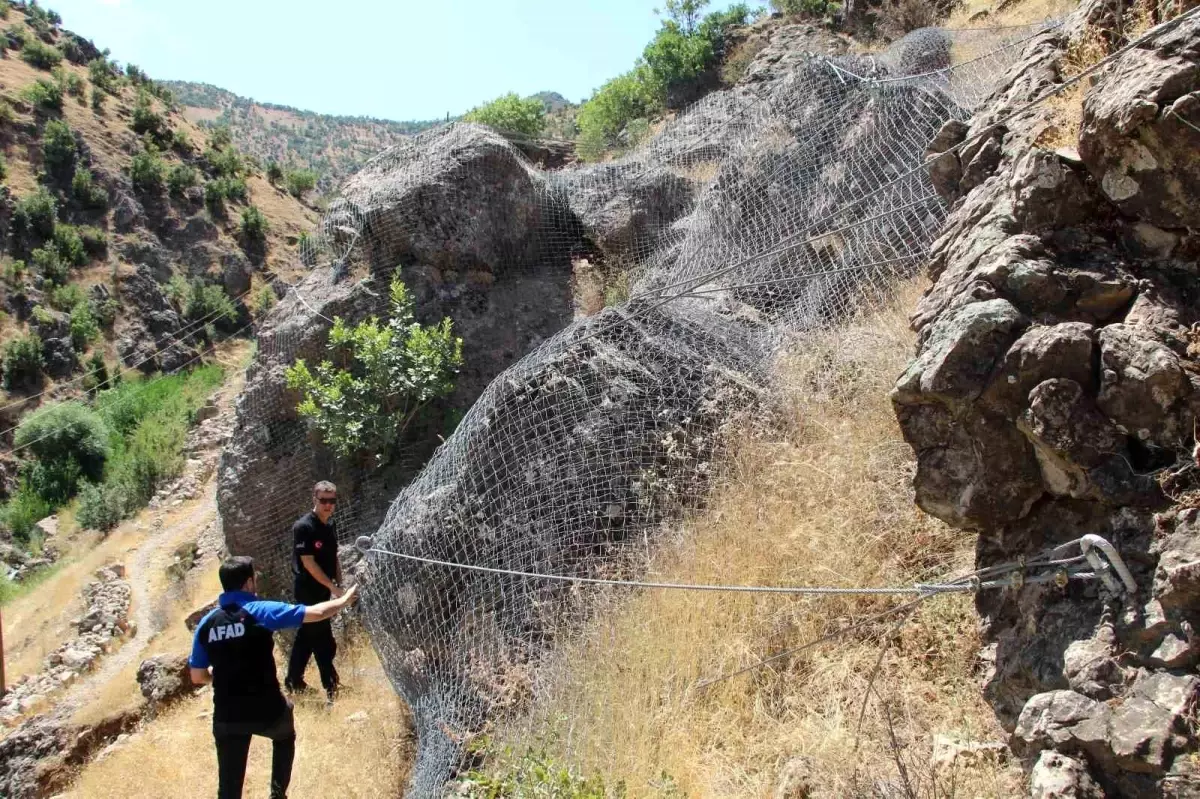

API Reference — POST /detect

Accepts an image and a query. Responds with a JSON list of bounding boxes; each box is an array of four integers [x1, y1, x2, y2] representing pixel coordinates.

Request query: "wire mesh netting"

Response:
[[216, 22, 1058, 795]]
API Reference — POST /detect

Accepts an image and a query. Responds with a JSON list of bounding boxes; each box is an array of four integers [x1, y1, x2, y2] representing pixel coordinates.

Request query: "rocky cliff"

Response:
[[893, 4, 1200, 795]]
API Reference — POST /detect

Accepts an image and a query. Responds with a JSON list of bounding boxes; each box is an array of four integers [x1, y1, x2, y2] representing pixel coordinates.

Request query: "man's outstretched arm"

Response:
[[303, 584, 358, 623]]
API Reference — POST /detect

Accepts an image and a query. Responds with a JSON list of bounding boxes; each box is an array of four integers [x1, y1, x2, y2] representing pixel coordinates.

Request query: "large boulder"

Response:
[[137, 654, 200, 710], [218, 125, 583, 594]]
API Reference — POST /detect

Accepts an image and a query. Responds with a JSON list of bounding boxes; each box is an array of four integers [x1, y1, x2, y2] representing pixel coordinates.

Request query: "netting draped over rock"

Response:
[[217, 22, 1054, 796]]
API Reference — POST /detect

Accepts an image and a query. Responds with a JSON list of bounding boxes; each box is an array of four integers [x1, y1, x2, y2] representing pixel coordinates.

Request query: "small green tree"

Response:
[[464, 93, 546, 138], [656, 0, 711, 33], [130, 148, 165, 193], [576, 69, 659, 159], [209, 125, 233, 150], [183, 279, 238, 326], [286, 272, 464, 462], [131, 90, 168, 141], [15, 401, 112, 502], [82, 351, 110, 395], [167, 163, 198, 196], [284, 168, 317, 198], [21, 78, 62, 111], [239, 205, 268, 243], [69, 300, 99, 349], [2, 333, 44, 390], [42, 119, 77, 173], [13, 188, 58, 243], [253, 282, 276, 315], [52, 223, 87, 266], [72, 167, 108, 208], [31, 246, 67, 284], [88, 57, 119, 93], [266, 161, 284, 185], [20, 38, 62, 70]]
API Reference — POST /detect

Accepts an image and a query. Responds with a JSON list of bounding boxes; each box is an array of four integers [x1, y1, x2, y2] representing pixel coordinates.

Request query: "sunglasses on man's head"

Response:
[[317, 496, 338, 506]]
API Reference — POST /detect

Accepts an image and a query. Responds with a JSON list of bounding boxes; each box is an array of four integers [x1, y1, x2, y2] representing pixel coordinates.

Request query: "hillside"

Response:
[[0, 0, 318, 549], [166, 81, 582, 190], [163, 80, 443, 193]]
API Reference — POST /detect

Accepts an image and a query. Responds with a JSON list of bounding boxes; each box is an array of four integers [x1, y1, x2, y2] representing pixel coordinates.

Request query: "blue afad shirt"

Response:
[[189, 591, 305, 724]]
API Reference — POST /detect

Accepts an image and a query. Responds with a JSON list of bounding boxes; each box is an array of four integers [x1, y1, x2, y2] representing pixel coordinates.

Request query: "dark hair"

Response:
[[219, 556, 255, 591]]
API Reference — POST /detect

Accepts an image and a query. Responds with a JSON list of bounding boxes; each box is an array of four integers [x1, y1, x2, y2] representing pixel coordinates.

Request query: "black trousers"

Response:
[[285, 620, 339, 693], [213, 704, 295, 799]]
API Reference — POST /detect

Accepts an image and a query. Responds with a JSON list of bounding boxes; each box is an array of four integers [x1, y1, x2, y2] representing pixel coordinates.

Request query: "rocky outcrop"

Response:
[[0, 564, 132, 726], [893, 9, 1200, 796], [136, 653, 200, 711], [115, 265, 202, 374]]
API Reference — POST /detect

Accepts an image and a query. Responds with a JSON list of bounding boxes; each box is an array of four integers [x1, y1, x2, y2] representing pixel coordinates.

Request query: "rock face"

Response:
[[137, 654, 200, 710], [893, 9, 1200, 796], [115, 265, 202, 374]]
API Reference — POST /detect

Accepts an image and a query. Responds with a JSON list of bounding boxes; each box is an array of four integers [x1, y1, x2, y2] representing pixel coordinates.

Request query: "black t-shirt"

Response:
[[195, 603, 288, 724], [292, 511, 338, 603]]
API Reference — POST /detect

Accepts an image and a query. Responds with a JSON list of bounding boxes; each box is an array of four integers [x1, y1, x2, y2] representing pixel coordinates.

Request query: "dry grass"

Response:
[[64, 641, 413, 799], [948, 0, 1077, 28], [493, 280, 1021, 797]]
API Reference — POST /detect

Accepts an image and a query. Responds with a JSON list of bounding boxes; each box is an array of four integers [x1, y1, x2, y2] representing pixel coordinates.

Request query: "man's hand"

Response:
[[331, 585, 345, 600], [303, 583, 359, 623]]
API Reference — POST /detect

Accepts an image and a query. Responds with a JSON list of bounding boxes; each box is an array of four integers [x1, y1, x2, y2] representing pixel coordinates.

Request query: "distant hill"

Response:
[[163, 81, 442, 192]]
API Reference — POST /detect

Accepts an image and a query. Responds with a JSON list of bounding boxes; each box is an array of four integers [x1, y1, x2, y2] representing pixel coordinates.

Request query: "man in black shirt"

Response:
[[190, 556, 357, 799], [285, 480, 344, 701]]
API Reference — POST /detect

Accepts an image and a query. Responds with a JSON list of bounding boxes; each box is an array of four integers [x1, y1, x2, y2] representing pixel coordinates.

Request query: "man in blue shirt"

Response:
[[189, 555, 358, 799]]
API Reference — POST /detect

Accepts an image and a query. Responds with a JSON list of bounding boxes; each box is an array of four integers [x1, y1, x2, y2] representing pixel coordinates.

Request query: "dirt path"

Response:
[[54, 493, 217, 719]]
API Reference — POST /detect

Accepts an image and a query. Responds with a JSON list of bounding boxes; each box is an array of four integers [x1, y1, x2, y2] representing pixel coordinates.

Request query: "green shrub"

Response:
[[463, 93, 546, 138], [2, 333, 44, 390], [286, 272, 463, 461], [183, 279, 238, 326], [79, 226, 107, 258], [31, 246, 67, 284], [253, 282, 276, 315], [204, 145, 244, 178], [0, 1, 10, 20], [3, 259, 26, 285], [130, 148, 165, 193], [0, 485, 52, 544], [642, 22, 714, 99], [82, 351, 110, 395], [52, 66, 86, 100], [75, 480, 124, 531], [239, 205, 268, 243], [131, 90, 167, 140], [90, 86, 105, 112], [69, 301, 99, 349], [172, 129, 191, 153], [209, 125, 233, 150], [266, 161, 283, 184], [13, 188, 58, 243], [71, 167, 108, 208], [15, 401, 111, 488], [204, 176, 247, 214], [456, 744, 623, 798], [167, 163, 198, 196], [52, 223, 87, 266], [41, 119, 77, 173], [21, 78, 63, 111], [0, 151, 6, 181], [125, 63, 148, 84], [284, 168, 317, 198], [3, 23, 25, 49], [576, 70, 659, 159], [21, 38, 62, 70], [88, 57, 119, 93], [0, 98, 13, 125], [92, 296, 119, 328], [771, 0, 839, 14], [47, 281, 85, 311]]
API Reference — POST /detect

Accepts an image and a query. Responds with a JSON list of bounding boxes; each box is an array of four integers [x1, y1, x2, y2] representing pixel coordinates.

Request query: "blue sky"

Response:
[[47, 0, 761, 121]]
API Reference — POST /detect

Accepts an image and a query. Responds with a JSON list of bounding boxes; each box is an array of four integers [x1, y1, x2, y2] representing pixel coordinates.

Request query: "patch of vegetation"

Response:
[[266, 161, 284, 185], [12, 188, 59, 253], [131, 89, 169, 143], [0, 98, 14, 125], [41, 119, 77, 174], [464, 93, 546, 137], [204, 143, 244, 179], [456, 742, 625, 798], [130, 148, 166, 193], [14, 401, 111, 505], [71, 167, 109, 209], [183, 278, 238, 327], [20, 38, 62, 70], [576, 1, 753, 159], [0, 484, 51, 544], [0, 152, 6, 181], [69, 300, 99, 349], [204, 175, 247, 215], [253, 282, 276, 315], [771, 0, 841, 16], [82, 351, 111, 395], [124, 63, 149, 85], [239, 205, 268, 243], [284, 168, 317, 198], [90, 86, 105, 112], [79, 225, 107, 258], [21, 78, 63, 111], [167, 163, 198, 196], [52, 66, 86, 101], [52, 223, 87, 266], [88, 57, 120, 94], [47, 281, 85, 311], [2, 332, 44, 391], [286, 272, 463, 462], [31, 246, 67, 284]]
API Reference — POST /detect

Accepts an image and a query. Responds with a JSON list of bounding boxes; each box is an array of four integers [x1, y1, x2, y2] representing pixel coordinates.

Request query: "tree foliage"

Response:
[[41, 118, 76, 173], [2, 333, 43, 390], [14, 402, 111, 499], [284, 168, 317, 198], [286, 273, 463, 462], [464, 93, 546, 138]]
